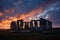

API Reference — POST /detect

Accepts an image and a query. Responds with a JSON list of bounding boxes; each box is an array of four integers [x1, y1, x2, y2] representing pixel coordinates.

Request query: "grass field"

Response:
[[0, 31, 60, 40]]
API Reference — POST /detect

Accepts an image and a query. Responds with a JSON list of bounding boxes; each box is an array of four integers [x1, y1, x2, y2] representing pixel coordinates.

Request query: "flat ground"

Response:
[[0, 32, 60, 40]]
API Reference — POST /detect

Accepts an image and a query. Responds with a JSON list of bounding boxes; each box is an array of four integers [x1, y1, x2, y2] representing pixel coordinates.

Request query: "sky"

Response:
[[0, 0, 60, 29]]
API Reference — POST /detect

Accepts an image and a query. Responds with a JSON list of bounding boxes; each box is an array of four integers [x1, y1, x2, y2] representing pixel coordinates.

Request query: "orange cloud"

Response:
[[17, 7, 43, 22], [0, 12, 3, 17], [0, 19, 11, 29], [0, 17, 19, 29], [28, 8, 43, 16], [0, 7, 43, 29]]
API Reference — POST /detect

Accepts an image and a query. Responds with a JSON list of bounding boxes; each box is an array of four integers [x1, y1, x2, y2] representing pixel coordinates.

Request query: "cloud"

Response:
[[4, 8, 15, 14], [43, 2, 60, 28], [0, 12, 3, 17], [0, 19, 11, 29], [0, 0, 60, 29], [0, 7, 43, 29]]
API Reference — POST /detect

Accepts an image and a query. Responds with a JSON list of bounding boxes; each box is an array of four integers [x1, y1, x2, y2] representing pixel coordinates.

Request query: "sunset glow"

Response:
[[0, 0, 60, 29]]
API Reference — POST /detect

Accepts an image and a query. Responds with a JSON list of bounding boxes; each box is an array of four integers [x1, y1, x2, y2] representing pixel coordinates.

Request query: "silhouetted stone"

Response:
[[10, 18, 52, 32], [17, 19, 23, 31], [24, 22, 30, 30], [45, 21, 52, 30], [40, 18, 52, 31], [10, 21, 17, 31]]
